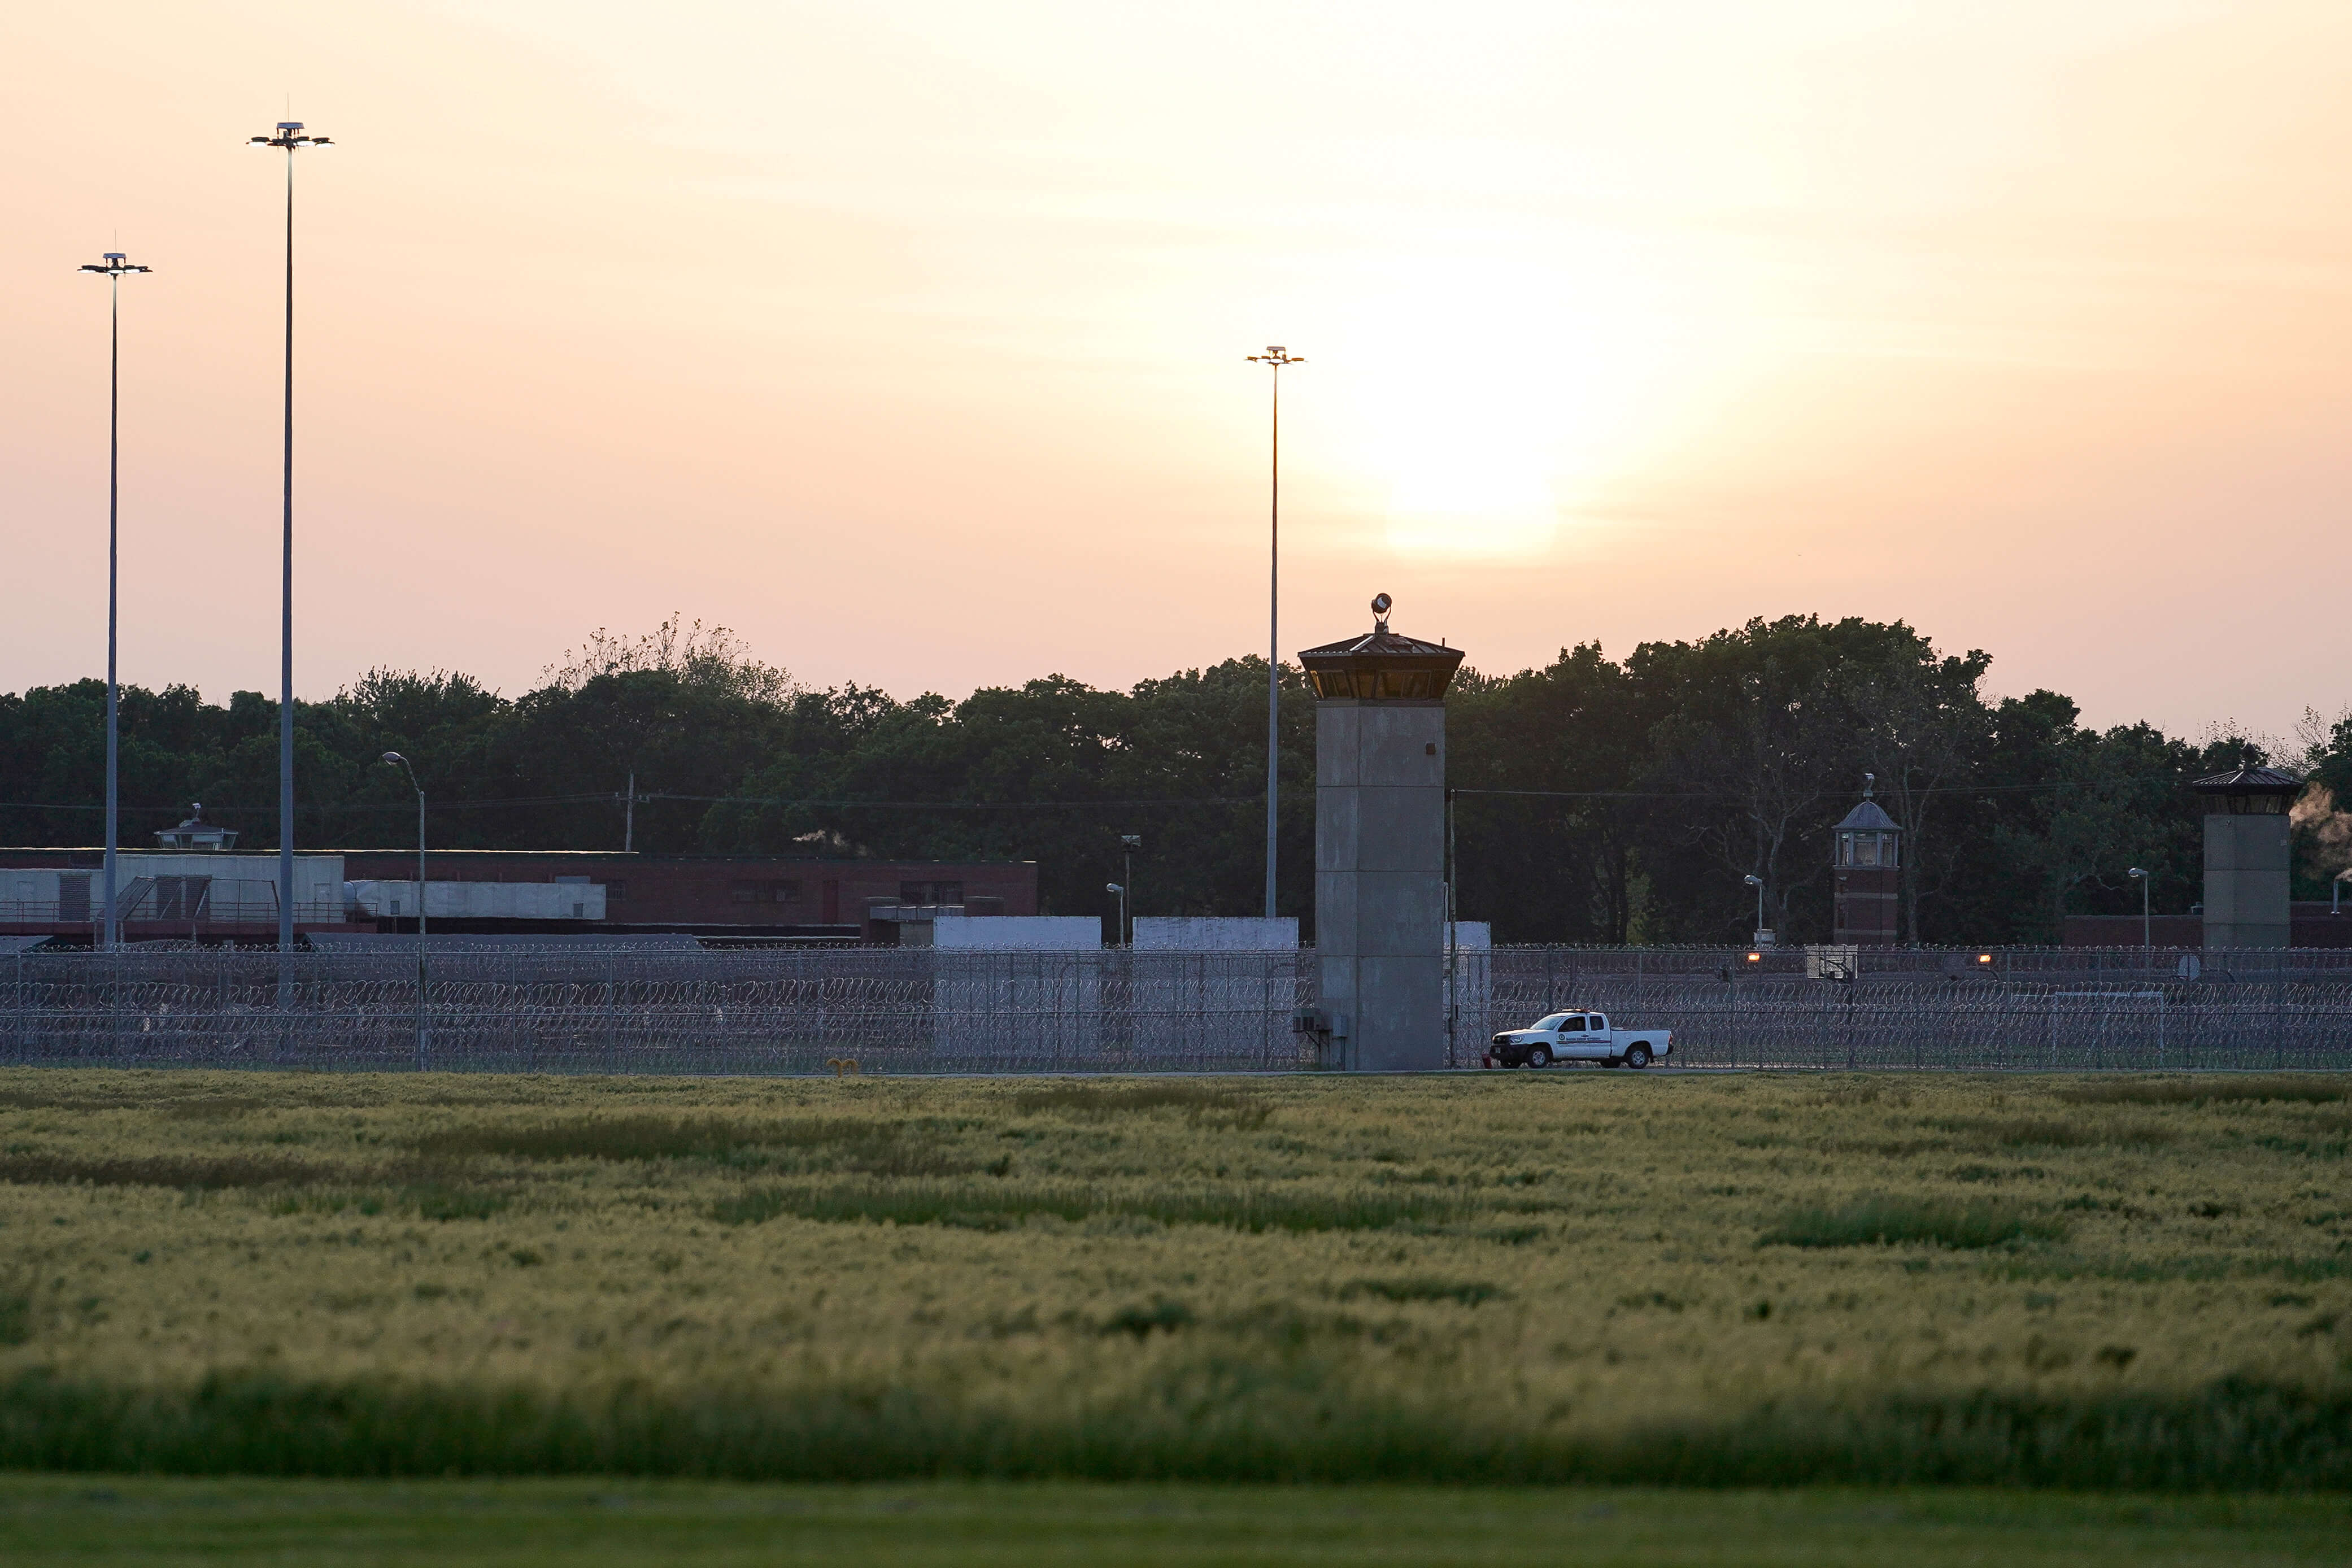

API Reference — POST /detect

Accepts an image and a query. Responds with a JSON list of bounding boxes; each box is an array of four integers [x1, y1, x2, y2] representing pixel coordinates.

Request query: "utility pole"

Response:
[[1245, 346, 1303, 920], [382, 752, 427, 1070], [79, 251, 151, 948], [249, 119, 332, 973]]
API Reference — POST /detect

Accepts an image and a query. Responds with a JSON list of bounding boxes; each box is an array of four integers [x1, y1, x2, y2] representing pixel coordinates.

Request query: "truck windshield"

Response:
[[1532, 1013, 1570, 1030]]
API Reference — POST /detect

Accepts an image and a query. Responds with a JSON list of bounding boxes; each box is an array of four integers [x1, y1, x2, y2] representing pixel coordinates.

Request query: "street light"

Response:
[[1120, 834, 1140, 947], [382, 751, 428, 1069], [1105, 883, 1127, 949], [1742, 873, 1768, 946], [2127, 867, 2151, 949], [1245, 345, 1303, 921], [250, 120, 332, 961], [78, 251, 151, 948]]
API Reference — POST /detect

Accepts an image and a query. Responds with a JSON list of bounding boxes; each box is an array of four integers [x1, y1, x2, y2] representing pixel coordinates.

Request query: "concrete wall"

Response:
[[932, 915, 1101, 951], [1315, 699, 1448, 1070], [2203, 813, 2291, 949], [1133, 916, 1298, 951], [348, 881, 607, 921]]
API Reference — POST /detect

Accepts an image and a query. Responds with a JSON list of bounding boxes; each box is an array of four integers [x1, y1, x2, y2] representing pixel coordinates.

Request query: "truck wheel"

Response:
[[1527, 1046, 1551, 1068], [1624, 1043, 1652, 1069]]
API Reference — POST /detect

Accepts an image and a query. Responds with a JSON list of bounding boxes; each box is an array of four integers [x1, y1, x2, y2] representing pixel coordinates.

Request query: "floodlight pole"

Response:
[[1247, 347, 1303, 921], [79, 252, 151, 949], [1743, 873, 1766, 943], [2128, 867, 2150, 951], [1120, 835, 1140, 947], [383, 752, 427, 1069], [250, 120, 331, 977]]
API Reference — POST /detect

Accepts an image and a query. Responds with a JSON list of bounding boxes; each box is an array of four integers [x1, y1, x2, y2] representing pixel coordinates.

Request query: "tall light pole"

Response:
[[79, 251, 150, 949], [250, 120, 332, 959], [1120, 834, 1140, 946], [1245, 346, 1303, 921], [2128, 866, 2150, 949], [1743, 873, 1767, 945], [382, 752, 427, 1069]]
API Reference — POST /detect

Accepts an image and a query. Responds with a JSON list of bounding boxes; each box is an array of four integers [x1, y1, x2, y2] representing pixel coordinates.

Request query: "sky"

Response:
[[5, 2, 2349, 739]]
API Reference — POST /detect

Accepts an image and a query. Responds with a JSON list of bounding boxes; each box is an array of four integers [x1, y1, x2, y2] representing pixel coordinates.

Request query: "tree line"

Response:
[[5, 613, 2347, 944]]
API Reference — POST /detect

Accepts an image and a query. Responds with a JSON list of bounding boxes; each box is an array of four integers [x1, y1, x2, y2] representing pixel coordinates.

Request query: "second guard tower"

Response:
[[1830, 776, 1902, 946], [2194, 763, 2299, 949], [1297, 594, 1464, 1071]]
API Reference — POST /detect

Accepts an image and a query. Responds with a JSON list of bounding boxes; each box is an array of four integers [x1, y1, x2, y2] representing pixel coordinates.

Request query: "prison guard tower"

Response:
[[1297, 594, 1464, 1070], [2196, 763, 2300, 949], [1831, 775, 1901, 946]]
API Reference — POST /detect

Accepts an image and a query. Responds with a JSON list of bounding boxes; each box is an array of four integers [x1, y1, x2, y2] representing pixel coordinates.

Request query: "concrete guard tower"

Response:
[[1831, 776, 1901, 946], [1297, 594, 1464, 1071], [2194, 763, 2300, 949]]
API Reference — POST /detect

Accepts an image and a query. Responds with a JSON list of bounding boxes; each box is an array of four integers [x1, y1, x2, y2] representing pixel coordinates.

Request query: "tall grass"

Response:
[[711, 1179, 1451, 1232], [5, 1066, 2350, 1492], [2058, 1077, 2350, 1107], [0, 1152, 329, 1190], [1760, 1200, 2067, 1251], [0, 1369, 2345, 1489]]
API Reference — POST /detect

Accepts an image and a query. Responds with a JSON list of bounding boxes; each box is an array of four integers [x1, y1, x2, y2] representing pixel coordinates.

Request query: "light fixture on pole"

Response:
[[382, 751, 428, 1069], [1743, 873, 1768, 946], [249, 119, 332, 964], [1120, 834, 1140, 947], [1105, 882, 1127, 950], [1245, 345, 1303, 921], [2127, 866, 2151, 949], [78, 251, 151, 949]]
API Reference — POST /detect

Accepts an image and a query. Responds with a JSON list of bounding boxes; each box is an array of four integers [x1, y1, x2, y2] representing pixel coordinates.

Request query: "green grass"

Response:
[[1760, 1199, 2067, 1250], [8, 1067, 2352, 1496], [0, 1152, 332, 1190], [2057, 1077, 2350, 1108], [3, 1367, 2350, 1490], [0, 1477, 2346, 1567], [708, 1179, 1451, 1232]]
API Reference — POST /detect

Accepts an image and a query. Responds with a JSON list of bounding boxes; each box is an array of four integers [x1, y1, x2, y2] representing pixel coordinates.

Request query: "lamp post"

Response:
[[382, 751, 427, 1069], [1120, 835, 1140, 947], [2128, 866, 2151, 949], [1245, 346, 1303, 921], [1105, 883, 1127, 949], [250, 120, 332, 962], [1743, 873, 1767, 946], [78, 251, 150, 949]]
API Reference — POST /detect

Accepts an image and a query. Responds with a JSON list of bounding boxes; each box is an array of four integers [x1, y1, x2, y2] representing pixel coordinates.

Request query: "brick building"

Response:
[[333, 850, 1037, 937]]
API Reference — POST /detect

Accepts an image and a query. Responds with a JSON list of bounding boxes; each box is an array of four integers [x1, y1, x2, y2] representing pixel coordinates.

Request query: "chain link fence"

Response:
[[3, 942, 2347, 1075], [0, 944, 1314, 1075]]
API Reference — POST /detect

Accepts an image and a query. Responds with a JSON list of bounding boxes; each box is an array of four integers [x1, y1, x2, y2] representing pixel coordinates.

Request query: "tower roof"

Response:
[[1833, 799, 1899, 832], [1297, 594, 1465, 702], [2190, 764, 2302, 796]]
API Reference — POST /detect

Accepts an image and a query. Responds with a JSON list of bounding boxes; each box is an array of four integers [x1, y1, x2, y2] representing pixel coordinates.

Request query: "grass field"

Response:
[[2, 1477, 2347, 1566], [0, 1066, 2347, 1489]]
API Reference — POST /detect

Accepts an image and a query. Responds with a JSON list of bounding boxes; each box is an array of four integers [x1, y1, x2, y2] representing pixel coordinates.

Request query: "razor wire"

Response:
[[2, 943, 2349, 1075], [0, 945, 1318, 1076]]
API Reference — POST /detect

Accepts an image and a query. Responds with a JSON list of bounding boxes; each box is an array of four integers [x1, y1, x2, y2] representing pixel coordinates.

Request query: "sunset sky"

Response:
[[6, 2, 2349, 739]]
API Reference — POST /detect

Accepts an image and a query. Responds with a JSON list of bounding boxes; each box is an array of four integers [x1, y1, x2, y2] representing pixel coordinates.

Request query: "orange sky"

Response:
[[5, 2, 2349, 738]]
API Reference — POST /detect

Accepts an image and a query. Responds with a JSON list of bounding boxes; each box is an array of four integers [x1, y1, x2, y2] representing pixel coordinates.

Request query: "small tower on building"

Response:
[[1298, 594, 1464, 1071], [2194, 761, 2299, 949], [1831, 775, 1901, 946], [154, 802, 238, 852]]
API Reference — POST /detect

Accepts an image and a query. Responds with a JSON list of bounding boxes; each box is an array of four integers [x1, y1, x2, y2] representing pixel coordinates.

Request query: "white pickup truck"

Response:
[[1486, 1011, 1671, 1070]]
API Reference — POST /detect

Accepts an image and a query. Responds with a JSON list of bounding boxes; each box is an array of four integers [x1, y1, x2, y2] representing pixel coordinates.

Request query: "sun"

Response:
[[1321, 249, 1674, 559]]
